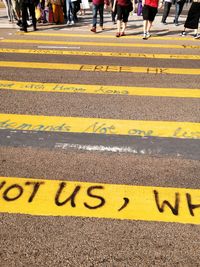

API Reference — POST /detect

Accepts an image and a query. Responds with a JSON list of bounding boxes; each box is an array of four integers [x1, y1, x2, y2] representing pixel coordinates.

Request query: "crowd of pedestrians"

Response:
[[2, 0, 200, 38]]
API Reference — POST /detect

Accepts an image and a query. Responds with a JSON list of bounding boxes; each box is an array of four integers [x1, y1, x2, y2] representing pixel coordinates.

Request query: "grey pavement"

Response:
[[0, 4, 200, 267]]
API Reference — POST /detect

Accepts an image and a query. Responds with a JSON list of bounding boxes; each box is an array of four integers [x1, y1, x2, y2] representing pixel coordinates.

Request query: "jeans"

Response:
[[174, 0, 186, 24], [161, 2, 172, 23], [92, 3, 104, 27], [66, 0, 75, 22]]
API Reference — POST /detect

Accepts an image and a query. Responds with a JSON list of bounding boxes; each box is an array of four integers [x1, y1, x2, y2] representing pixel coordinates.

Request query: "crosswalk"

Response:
[[0, 29, 200, 225]]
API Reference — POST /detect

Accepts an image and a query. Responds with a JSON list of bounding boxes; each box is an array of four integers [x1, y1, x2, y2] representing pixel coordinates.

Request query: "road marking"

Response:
[[1, 48, 200, 60], [0, 61, 200, 75], [1, 176, 200, 224], [1, 80, 200, 98], [1, 39, 199, 49], [17, 32, 199, 41], [0, 113, 199, 139], [37, 46, 81, 49]]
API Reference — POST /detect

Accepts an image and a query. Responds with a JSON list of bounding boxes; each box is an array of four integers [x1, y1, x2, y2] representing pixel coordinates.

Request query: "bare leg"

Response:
[[143, 19, 148, 33], [147, 21, 152, 33], [117, 19, 121, 33], [121, 21, 126, 32]]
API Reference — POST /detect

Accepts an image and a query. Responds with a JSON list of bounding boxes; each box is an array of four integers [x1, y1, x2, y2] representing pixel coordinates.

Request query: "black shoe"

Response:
[[33, 27, 38, 31], [20, 27, 27, 32]]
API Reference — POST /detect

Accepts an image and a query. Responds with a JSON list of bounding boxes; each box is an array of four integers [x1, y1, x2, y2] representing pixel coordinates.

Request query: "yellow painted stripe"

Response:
[[1, 48, 200, 60], [17, 32, 199, 41], [0, 61, 200, 75], [0, 113, 199, 139], [1, 80, 200, 98], [1, 39, 200, 49], [1, 176, 200, 225]]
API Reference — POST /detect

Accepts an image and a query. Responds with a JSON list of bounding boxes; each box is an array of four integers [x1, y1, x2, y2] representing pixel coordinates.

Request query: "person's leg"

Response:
[[70, 1, 75, 23], [147, 20, 152, 32], [99, 3, 104, 28], [178, 0, 185, 16], [121, 7, 129, 35], [143, 19, 148, 34], [174, 1, 180, 24], [28, 3, 37, 29], [161, 2, 171, 23], [66, 0, 71, 23], [91, 3, 98, 31], [52, 4, 59, 23], [21, 2, 28, 31]]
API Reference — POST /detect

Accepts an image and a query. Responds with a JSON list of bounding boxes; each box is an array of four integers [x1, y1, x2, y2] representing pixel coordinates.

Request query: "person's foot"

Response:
[[194, 33, 200, 39], [180, 31, 186, 36], [20, 27, 27, 32], [70, 20, 75, 25], [161, 21, 167, 25], [91, 27, 96, 33], [120, 31, 125, 36], [143, 32, 151, 40], [100, 26, 104, 31], [66, 21, 70, 25], [33, 27, 38, 31], [116, 32, 120, 37]]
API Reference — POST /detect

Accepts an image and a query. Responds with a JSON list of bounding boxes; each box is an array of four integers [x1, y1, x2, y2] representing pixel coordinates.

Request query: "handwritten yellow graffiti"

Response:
[[0, 177, 200, 224]]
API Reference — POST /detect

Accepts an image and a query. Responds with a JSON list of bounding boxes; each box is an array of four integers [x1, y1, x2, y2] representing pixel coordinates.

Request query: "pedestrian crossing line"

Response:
[[0, 113, 199, 139], [1, 176, 200, 225], [1, 80, 200, 98], [1, 48, 200, 60], [17, 32, 198, 42], [1, 39, 200, 49], [1, 61, 200, 75]]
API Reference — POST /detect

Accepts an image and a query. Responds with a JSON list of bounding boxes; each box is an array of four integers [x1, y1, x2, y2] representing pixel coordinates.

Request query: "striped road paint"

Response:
[[0, 61, 200, 75], [0, 176, 200, 224], [0, 80, 200, 98], [0, 113, 199, 139], [17, 32, 200, 41], [1, 39, 200, 49], [1, 48, 200, 60]]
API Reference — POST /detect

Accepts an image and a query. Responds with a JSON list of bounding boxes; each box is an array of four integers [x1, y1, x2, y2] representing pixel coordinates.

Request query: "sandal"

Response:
[[116, 32, 120, 37]]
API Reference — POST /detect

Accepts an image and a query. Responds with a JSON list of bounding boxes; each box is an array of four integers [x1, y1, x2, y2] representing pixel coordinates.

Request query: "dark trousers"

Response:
[[22, 2, 36, 30], [174, 0, 186, 23], [161, 1, 172, 22], [92, 3, 104, 27]]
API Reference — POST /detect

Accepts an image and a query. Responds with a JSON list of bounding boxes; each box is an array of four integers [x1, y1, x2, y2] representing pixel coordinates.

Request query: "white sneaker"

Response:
[[66, 21, 70, 25], [143, 32, 151, 40], [70, 20, 75, 25]]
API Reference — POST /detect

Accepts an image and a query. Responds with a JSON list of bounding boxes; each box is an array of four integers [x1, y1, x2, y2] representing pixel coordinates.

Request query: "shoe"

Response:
[[120, 31, 125, 36], [180, 31, 186, 36], [161, 21, 167, 25], [16, 20, 22, 27], [194, 33, 200, 39], [20, 27, 27, 32], [90, 27, 96, 33], [66, 21, 70, 25], [116, 32, 120, 37], [143, 32, 151, 39], [175, 23, 179, 26], [100, 26, 104, 31], [33, 27, 38, 31], [70, 20, 75, 25], [143, 32, 147, 39]]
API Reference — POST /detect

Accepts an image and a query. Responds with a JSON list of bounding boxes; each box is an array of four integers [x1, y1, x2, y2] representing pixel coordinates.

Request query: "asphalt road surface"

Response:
[[0, 6, 200, 267]]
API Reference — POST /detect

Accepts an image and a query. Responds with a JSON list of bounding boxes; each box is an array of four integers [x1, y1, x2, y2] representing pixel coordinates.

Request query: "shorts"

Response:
[[142, 4, 157, 22], [117, 5, 129, 23]]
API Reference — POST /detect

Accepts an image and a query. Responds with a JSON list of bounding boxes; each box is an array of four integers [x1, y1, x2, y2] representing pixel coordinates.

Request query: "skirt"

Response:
[[184, 2, 200, 29]]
